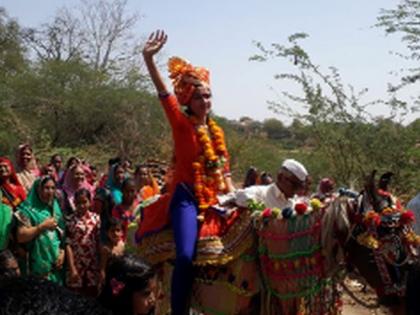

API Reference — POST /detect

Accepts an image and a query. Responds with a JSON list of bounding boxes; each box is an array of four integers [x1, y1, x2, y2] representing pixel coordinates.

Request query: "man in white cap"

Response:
[[222, 159, 309, 209]]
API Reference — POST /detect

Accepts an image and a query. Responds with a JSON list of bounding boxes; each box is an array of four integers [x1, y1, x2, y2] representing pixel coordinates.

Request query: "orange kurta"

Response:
[[136, 94, 231, 239]]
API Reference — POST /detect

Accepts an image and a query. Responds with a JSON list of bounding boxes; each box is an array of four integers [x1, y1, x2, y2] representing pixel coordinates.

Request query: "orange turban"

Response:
[[168, 57, 210, 105]]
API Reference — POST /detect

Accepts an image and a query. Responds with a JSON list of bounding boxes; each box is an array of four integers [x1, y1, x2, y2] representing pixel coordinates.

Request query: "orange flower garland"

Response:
[[192, 118, 228, 219]]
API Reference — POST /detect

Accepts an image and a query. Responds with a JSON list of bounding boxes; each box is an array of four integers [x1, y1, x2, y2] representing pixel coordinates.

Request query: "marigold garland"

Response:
[[192, 118, 228, 218], [357, 202, 420, 249]]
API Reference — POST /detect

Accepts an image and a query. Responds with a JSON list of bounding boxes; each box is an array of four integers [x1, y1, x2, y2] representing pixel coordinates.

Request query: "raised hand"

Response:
[[143, 30, 168, 59]]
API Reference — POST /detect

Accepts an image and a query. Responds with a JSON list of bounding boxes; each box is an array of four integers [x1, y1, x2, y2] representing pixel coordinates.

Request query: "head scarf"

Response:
[[106, 164, 125, 205], [318, 177, 335, 194], [16, 177, 65, 283], [168, 56, 210, 105], [0, 157, 26, 208]]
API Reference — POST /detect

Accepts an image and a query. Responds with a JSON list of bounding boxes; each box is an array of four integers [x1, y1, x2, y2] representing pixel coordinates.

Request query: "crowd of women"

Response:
[[0, 29, 337, 315], [0, 145, 161, 314], [0, 29, 406, 315]]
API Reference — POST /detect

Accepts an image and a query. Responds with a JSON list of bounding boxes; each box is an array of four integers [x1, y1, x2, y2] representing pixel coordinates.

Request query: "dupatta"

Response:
[[17, 178, 65, 284]]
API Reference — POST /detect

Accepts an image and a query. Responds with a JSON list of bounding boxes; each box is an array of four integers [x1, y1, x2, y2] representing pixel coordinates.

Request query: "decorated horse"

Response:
[[130, 170, 420, 315], [324, 171, 420, 314], [132, 192, 343, 314]]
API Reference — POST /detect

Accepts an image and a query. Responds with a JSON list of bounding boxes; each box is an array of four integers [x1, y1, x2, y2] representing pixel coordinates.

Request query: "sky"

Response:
[[2, 0, 418, 123]]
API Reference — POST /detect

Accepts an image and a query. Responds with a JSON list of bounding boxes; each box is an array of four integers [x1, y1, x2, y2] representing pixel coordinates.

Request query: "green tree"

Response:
[[376, 0, 420, 107], [251, 33, 415, 191], [0, 7, 32, 155], [21, 0, 141, 75], [262, 118, 290, 140]]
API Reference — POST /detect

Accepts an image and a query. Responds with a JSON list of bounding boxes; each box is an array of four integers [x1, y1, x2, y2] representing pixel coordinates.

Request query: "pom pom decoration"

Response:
[[294, 202, 308, 215], [282, 207, 294, 219], [310, 198, 323, 211], [262, 208, 272, 218], [248, 197, 323, 224], [357, 232, 380, 250], [400, 210, 415, 225], [363, 210, 381, 227]]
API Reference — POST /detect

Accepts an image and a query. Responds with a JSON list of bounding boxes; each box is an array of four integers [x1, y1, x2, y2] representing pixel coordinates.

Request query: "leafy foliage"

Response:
[[376, 0, 420, 107], [0, 2, 419, 195], [251, 33, 419, 193]]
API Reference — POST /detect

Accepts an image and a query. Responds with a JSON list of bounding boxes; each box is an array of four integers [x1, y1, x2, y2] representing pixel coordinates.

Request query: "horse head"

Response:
[[329, 170, 420, 310]]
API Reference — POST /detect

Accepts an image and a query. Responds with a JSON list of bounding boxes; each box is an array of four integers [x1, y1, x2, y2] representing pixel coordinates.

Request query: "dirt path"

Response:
[[341, 278, 397, 315]]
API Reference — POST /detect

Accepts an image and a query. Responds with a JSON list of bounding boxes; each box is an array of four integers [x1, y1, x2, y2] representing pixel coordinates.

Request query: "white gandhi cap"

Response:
[[281, 159, 308, 182]]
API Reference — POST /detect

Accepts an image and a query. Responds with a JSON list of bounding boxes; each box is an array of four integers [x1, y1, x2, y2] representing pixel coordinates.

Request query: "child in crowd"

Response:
[[99, 218, 125, 290], [106, 163, 126, 205], [99, 254, 157, 315], [93, 187, 114, 242], [66, 188, 100, 297], [134, 165, 160, 201], [112, 178, 139, 241], [0, 249, 20, 278]]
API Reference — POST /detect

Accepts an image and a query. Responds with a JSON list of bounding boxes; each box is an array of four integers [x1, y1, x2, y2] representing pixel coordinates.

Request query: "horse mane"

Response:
[[322, 196, 352, 273]]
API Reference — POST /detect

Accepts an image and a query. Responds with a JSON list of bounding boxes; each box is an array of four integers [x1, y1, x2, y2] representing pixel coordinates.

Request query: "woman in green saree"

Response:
[[16, 176, 67, 284]]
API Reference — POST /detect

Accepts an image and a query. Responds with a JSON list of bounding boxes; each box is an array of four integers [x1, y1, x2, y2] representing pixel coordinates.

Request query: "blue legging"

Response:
[[170, 184, 198, 315]]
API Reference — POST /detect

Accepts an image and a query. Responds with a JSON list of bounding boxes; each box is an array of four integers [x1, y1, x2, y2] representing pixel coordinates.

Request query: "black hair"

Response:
[[121, 177, 136, 191], [134, 164, 148, 174], [0, 276, 109, 315], [98, 254, 156, 315], [39, 175, 56, 187], [108, 157, 122, 167], [123, 158, 132, 166], [107, 217, 123, 230], [94, 188, 115, 243], [0, 250, 19, 279], [75, 188, 92, 203], [94, 188, 114, 209], [50, 153, 62, 162], [65, 156, 79, 169], [260, 172, 273, 185], [243, 166, 259, 188]]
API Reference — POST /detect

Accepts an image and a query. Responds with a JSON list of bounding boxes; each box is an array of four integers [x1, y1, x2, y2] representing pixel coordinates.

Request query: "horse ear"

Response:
[[364, 170, 382, 212], [364, 170, 377, 194], [378, 171, 394, 190]]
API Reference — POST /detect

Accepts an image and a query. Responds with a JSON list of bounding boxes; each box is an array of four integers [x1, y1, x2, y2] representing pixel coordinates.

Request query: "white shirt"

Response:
[[228, 183, 292, 209]]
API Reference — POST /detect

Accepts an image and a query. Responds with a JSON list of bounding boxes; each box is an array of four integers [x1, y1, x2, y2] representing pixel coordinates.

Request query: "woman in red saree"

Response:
[[0, 157, 26, 209]]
